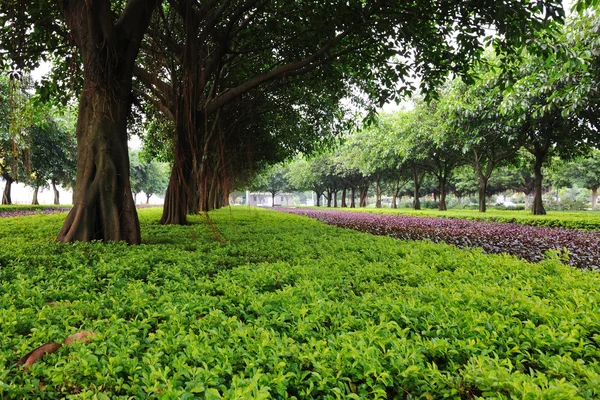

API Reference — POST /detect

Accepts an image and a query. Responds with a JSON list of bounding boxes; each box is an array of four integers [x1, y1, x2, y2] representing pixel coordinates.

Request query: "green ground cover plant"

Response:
[[1, 208, 600, 399], [0, 205, 72, 213], [315, 207, 600, 230]]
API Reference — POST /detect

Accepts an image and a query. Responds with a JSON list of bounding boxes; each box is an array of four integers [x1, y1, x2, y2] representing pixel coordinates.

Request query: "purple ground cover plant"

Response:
[[279, 208, 600, 270], [0, 208, 72, 218]]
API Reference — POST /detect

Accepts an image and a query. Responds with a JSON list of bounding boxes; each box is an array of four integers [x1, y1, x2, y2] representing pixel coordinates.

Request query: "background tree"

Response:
[[251, 164, 290, 207]]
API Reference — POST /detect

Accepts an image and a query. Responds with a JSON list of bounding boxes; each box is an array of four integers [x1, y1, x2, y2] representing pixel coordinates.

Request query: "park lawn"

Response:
[[313, 206, 600, 230], [1, 208, 600, 399]]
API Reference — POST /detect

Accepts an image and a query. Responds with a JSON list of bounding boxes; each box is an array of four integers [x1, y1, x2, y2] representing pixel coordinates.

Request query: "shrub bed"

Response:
[[1, 208, 600, 398], [324, 207, 600, 230], [280, 208, 600, 270]]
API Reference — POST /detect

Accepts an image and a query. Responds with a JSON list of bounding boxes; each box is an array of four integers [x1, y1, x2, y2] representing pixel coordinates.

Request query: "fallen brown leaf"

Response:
[[17, 343, 62, 370]]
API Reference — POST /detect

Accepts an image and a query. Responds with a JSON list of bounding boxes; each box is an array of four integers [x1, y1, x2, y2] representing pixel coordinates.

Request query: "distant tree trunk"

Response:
[[359, 186, 368, 207], [1, 177, 11, 205], [146, 194, 151, 204], [57, 1, 159, 244], [272, 192, 275, 207], [341, 186, 347, 208], [524, 192, 530, 209], [412, 165, 421, 210], [315, 191, 322, 207], [438, 176, 447, 211], [133, 193, 137, 203], [51, 180, 60, 205], [532, 147, 547, 215], [326, 191, 332, 207], [350, 187, 356, 208], [478, 176, 488, 213], [333, 191, 338, 208], [32, 186, 39, 205], [375, 180, 382, 208], [592, 187, 598, 211]]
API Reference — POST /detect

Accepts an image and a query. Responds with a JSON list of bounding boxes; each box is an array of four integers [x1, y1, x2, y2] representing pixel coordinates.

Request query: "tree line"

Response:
[[0, 0, 580, 243], [252, 10, 600, 215]]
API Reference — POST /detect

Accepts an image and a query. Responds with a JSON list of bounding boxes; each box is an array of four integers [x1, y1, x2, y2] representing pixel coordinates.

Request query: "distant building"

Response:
[[245, 191, 294, 207]]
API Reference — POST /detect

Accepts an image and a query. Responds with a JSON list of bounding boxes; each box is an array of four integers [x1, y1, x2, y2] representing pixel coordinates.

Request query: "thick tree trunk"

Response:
[[438, 177, 447, 211], [315, 192, 321, 207], [350, 187, 356, 208], [326, 191, 332, 207], [532, 149, 547, 215], [592, 187, 598, 211], [2, 177, 12, 205], [341, 187, 347, 208], [333, 191, 338, 208], [57, 89, 140, 244], [52, 180, 60, 205], [32, 187, 39, 205], [375, 181, 382, 208], [412, 166, 421, 210], [162, 117, 198, 222], [57, 0, 159, 244]]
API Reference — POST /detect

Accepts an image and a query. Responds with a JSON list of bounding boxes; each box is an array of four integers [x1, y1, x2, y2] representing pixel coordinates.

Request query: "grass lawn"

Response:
[[310, 207, 600, 230], [1, 208, 600, 399]]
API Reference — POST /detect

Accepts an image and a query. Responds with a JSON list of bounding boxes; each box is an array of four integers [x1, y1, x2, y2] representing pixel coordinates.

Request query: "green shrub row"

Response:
[[1, 208, 600, 398]]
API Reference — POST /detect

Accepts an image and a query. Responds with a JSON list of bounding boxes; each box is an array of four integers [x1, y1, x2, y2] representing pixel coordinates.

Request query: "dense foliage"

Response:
[[280, 208, 600, 270], [2, 208, 600, 398]]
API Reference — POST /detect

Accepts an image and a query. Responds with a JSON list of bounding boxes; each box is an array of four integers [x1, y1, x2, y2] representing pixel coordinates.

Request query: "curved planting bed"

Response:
[[279, 208, 600, 270]]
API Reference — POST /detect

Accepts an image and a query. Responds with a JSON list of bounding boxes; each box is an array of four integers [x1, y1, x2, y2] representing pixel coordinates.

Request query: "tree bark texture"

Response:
[[52, 180, 60, 205], [341, 187, 347, 208], [412, 165, 421, 210], [359, 186, 368, 207], [57, 0, 159, 244], [478, 176, 488, 213], [532, 149, 547, 215], [438, 177, 447, 211], [350, 187, 356, 208], [32, 187, 39, 205], [375, 181, 382, 208], [2, 176, 13, 205]]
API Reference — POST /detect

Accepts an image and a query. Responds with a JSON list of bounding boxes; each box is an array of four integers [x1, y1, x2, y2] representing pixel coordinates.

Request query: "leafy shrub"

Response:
[[1, 208, 600, 398]]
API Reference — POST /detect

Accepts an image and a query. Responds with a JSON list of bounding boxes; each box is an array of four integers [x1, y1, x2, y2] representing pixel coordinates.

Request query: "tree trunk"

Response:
[[32, 186, 39, 205], [2, 176, 13, 205], [359, 186, 368, 207], [52, 180, 60, 205], [478, 176, 488, 213], [315, 192, 322, 207], [57, 0, 159, 244], [524, 192, 530, 210], [146, 194, 151, 204], [341, 187, 347, 208], [57, 88, 140, 244], [438, 177, 447, 211], [592, 187, 598, 211], [272, 192, 276, 207], [350, 187, 356, 208], [375, 180, 382, 208], [412, 166, 421, 210], [326, 191, 332, 207], [532, 149, 547, 215]]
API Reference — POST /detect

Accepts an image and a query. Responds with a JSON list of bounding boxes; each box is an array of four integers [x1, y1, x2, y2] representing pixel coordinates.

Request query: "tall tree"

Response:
[[2, 0, 161, 243]]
